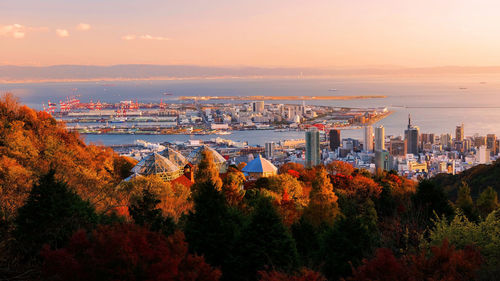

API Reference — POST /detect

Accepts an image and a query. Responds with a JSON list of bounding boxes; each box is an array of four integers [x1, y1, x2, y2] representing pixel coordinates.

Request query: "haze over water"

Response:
[[3, 74, 500, 145]]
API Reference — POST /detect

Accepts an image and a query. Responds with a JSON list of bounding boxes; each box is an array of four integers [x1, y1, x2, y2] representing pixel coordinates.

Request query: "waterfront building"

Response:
[[305, 127, 321, 168], [405, 115, 420, 155], [242, 155, 278, 180], [252, 101, 265, 113], [364, 125, 374, 152], [374, 126, 385, 151], [329, 129, 341, 151]]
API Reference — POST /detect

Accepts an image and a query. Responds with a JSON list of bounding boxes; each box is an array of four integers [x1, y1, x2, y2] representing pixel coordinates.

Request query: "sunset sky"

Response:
[[2, 0, 500, 67]]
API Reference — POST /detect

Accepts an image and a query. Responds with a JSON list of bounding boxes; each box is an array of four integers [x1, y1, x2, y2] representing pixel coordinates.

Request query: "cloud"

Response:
[[76, 23, 91, 31], [122, 34, 170, 41], [122, 34, 136, 40], [56, 29, 69, 37], [0, 24, 26, 39]]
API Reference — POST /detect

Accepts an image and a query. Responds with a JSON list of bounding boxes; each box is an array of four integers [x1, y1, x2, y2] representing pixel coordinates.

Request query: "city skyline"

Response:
[[3, 0, 500, 67]]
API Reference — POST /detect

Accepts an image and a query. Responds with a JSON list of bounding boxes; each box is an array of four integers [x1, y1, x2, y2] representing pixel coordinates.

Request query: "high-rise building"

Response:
[[440, 133, 452, 148], [375, 150, 391, 173], [265, 142, 275, 160], [404, 114, 419, 155], [478, 146, 490, 164], [390, 137, 406, 156], [374, 125, 385, 151], [364, 125, 374, 152], [487, 134, 497, 155], [456, 123, 464, 141], [329, 129, 341, 151], [474, 136, 487, 148], [252, 101, 265, 113], [305, 127, 321, 168]]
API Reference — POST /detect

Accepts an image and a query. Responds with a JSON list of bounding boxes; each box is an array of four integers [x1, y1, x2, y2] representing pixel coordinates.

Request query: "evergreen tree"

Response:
[[477, 186, 499, 218], [320, 197, 380, 280], [455, 182, 475, 220], [412, 180, 454, 225], [14, 171, 98, 257], [302, 167, 339, 227], [184, 181, 244, 278], [129, 189, 176, 236], [291, 217, 321, 268], [232, 197, 299, 281]]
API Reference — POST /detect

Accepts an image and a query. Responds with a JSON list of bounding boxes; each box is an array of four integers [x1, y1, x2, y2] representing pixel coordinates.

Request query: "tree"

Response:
[[258, 268, 326, 281], [319, 197, 379, 280], [425, 210, 500, 278], [184, 181, 244, 278], [455, 181, 475, 220], [412, 179, 454, 226], [476, 186, 499, 218], [129, 189, 176, 236], [264, 174, 308, 208], [41, 224, 221, 281], [302, 167, 339, 228], [14, 171, 98, 257], [232, 197, 299, 281], [326, 161, 354, 176], [291, 217, 320, 268], [194, 150, 223, 191], [223, 169, 246, 206], [348, 240, 482, 281]]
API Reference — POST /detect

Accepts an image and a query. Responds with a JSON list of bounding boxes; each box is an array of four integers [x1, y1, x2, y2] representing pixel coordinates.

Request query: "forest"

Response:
[[0, 93, 499, 281]]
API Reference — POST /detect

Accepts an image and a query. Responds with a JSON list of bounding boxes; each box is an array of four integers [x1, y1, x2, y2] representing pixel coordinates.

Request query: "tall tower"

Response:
[[456, 123, 464, 141], [404, 114, 419, 155], [306, 127, 321, 168], [375, 125, 385, 151], [364, 125, 374, 152], [329, 129, 341, 151]]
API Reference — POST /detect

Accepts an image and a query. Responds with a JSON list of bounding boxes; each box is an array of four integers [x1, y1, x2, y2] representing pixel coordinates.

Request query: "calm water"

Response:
[[2, 75, 500, 145]]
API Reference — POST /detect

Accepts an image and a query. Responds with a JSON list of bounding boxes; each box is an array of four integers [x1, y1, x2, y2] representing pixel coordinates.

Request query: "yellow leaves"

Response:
[[0, 156, 33, 219]]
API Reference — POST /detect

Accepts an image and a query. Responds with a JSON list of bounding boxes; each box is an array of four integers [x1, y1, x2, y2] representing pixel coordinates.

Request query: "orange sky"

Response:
[[2, 0, 500, 67]]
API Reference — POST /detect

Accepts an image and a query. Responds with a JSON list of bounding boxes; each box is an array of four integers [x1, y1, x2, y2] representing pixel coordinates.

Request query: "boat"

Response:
[[329, 89, 337, 92]]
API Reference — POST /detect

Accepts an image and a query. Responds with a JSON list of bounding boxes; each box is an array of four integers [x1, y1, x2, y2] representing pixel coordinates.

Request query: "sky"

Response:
[[1, 0, 500, 67]]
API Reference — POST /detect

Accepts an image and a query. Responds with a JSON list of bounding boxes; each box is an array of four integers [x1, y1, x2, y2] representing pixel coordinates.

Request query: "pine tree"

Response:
[[412, 180, 454, 225], [302, 167, 339, 227], [184, 181, 244, 278], [14, 171, 98, 257], [477, 186, 499, 218], [232, 197, 299, 281], [129, 189, 176, 236], [455, 182, 475, 220]]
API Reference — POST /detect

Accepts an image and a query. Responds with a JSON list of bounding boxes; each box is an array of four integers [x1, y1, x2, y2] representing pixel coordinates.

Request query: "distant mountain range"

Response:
[[2, 64, 500, 82]]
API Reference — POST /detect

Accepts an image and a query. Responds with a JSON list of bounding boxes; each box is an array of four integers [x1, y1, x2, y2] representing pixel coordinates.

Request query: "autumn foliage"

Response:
[[41, 224, 221, 281]]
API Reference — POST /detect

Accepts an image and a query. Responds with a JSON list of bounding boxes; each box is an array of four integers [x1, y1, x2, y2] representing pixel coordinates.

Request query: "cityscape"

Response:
[[3, 0, 500, 280]]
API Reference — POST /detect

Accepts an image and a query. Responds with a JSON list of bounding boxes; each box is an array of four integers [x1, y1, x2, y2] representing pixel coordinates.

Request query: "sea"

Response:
[[2, 74, 500, 146]]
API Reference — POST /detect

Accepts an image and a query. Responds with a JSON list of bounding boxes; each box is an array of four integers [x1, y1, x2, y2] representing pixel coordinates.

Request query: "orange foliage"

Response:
[[0, 94, 137, 219], [327, 161, 355, 176], [335, 175, 382, 200]]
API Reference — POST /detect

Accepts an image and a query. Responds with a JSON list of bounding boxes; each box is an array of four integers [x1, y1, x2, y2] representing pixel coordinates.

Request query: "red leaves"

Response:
[[349, 240, 482, 281], [42, 224, 221, 281], [259, 268, 326, 281]]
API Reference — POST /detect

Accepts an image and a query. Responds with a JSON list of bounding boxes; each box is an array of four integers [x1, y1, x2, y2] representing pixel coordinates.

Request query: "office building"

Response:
[[390, 137, 407, 156], [265, 142, 275, 160], [329, 129, 341, 151], [478, 146, 490, 164], [305, 127, 321, 168], [375, 150, 391, 172], [252, 101, 265, 113], [487, 134, 497, 155], [405, 115, 420, 155], [456, 123, 464, 141], [364, 125, 374, 152], [375, 125, 385, 151]]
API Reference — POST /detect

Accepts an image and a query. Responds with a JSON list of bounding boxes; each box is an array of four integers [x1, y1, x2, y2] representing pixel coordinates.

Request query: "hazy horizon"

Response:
[[3, 0, 500, 67]]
